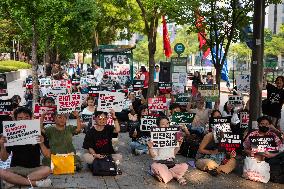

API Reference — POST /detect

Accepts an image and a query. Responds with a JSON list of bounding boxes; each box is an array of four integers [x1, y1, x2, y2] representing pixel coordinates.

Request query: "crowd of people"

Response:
[[0, 63, 283, 188]]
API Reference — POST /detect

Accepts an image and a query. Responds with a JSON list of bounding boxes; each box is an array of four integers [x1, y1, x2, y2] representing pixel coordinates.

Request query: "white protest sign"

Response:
[[80, 77, 96, 86], [39, 78, 52, 86], [97, 91, 125, 112], [228, 95, 243, 106], [140, 115, 157, 131], [151, 127, 179, 148], [236, 74, 250, 93], [3, 120, 41, 146], [46, 88, 66, 99], [52, 80, 71, 89], [56, 93, 81, 113]]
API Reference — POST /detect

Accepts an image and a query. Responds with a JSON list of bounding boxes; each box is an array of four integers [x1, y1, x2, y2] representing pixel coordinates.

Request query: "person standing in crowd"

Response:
[[87, 64, 94, 75], [139, 66, 149, 99], [68, 64, 76, 79], [205, 72, 213, 109], [94, 63, 104, 86], [154, 65, 160, 95], [148, 116, 188, 185], [0, 107, 52, 187], [262, 76, 284, 129], [191, 71, 203, 96], [51, 62, 63, 80]]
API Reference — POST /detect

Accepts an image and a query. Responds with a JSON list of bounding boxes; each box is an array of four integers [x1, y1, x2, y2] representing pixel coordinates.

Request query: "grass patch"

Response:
[[0, 60, 32, 73]]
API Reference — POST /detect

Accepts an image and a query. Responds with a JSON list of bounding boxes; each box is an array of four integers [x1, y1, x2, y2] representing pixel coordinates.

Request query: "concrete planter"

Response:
[[4, 69, 32, 83]]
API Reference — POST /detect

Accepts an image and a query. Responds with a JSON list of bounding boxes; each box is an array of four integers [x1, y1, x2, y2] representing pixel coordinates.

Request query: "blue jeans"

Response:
[[130, 141, 148, 153]]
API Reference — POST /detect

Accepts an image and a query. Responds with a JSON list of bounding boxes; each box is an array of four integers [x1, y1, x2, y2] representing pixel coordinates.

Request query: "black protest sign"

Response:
[[240, 111, 249, 128], [140, 115, 157, 131], [0, 100, 12, 115], [219, 133, 242, 152], [133, 80, 144, 90], [228, 95, 243, 106], [88, 86, 100, 97], [81, 114, 92, 123], [151, 127, 179, 148], [0, 74, 8, 96], [171, 112, 195, 124], [249, 136, 278, 153], [174, 93, 190, 105], [71, 78, 80, 86], [158, 82, 172, 94], [209, 117, 231, 132]]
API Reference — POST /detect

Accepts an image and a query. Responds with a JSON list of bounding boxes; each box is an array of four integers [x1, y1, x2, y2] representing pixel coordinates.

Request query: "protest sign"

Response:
[[249, 136, 278, 153], [88, 86, 100, 97], [34, 105, 56, 125], [140, 115, 157, 131], [172, 83, 185, 94], [0, 74, 8, 96], [104, 62, 130, 86], [71, 78, 80, 86], [158, 82, 172, 94], [80, 77, 96, 86], [46, 88, 66, 99], [3, 120, 41, 146], [91, 113, 114, 127], [148, 97, 167, 111], [97, 91, 124, 112], [240, 111, 249, 128], [25, 78, 33, 89], [236, 74, 250, 93], [199, 84, 219, 102], [172, 72, 187, 85], [174, 93, 191, 105], [219, 133, 242, 152], [151, 127, 179, 148], [228, 95, 243, 106], [209, 117, 231, 132], [82, 114, 92, 123], [39, 78, 52, 86], [52, 80, 71, 89], [133, 80, 144, 91], [56, 93, 81, 113], [0, 100, 12, 115], [171, 112, 195, 125]]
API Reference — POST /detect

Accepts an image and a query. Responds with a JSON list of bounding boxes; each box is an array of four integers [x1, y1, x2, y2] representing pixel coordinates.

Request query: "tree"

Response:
[[228, 42, 251, 69]]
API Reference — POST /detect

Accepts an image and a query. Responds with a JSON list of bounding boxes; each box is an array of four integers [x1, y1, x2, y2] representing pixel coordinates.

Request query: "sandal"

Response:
[[177, 177, 187, 186]]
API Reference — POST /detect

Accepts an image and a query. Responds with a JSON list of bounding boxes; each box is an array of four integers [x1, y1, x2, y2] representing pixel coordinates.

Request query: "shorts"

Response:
[[8, 166, 42, 177]]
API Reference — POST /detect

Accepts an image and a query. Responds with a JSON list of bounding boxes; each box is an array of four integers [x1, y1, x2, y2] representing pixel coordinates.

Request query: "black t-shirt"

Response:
[[265, 83, 284, 118], [83, 125, 115, 155], [6, 144, 41, 168]]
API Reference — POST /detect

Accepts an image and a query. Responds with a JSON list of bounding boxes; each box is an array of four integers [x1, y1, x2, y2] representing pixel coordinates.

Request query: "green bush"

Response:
[[0, 60, 32, 73]]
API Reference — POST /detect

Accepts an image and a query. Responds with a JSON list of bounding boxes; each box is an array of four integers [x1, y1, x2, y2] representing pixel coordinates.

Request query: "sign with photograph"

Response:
[[199, 84, 219, 102], [97, 91, 125, 112], [56, 93, 81, 113], [151, 127, 179, 148]]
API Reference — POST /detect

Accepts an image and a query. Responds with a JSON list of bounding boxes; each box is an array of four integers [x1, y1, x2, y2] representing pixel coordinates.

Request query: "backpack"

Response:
[[92, 156, 118, 176], [266, 152, 284, 184]]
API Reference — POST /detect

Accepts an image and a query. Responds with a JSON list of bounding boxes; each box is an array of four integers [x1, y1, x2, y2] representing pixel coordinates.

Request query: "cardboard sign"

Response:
[[171, 112, 195, 124], [219, 133, 242, 152], [249, 136, 278, 153], [88, 86, 100, 97], [228, 95, 243, 106], [0, 74, 8, 96], [3, 120, 41, 146], [52, 80, 71, 89], [39, 78, 52, 86], [0, 100, 12, 115], [140, 115, 157, 131], [97, 91, 125, 112], [148, 97, 167, 111], [199, 84, 219, 102], [80, 77, 96, 86], [26, 78, 33, 89], [71, 78, 80, 86], [81, 114, 92, 123], [236, 74, 250, 93], [151, 127, 179, 148], [133, 80, 144, 90], [56, 93, 81, 113], [34, 105, 56, 124], [174, 93, 191, 105], [158, 82, 172, 94], [240, 111, 249, 128]]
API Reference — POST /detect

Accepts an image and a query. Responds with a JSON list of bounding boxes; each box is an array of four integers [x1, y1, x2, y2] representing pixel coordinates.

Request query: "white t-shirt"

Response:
[[81, 107, 95, 115], [152, 147, 176, 161], [94, 68, 104, 85]]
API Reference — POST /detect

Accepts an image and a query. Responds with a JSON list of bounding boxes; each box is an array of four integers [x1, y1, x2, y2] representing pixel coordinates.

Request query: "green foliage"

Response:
[[229, 42, 251, 65], [264, 26, 284, 57], [0, 60, 31, 72]]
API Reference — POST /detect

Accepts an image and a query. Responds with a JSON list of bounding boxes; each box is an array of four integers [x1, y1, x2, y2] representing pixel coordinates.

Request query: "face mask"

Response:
[[259, 126, 269, 133]]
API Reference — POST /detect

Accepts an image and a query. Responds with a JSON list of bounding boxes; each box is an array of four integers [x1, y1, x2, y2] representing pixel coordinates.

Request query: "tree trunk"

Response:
[[215, 64, 221, 98], [31, 19, 39, 104], [44, 35, 51, 76]]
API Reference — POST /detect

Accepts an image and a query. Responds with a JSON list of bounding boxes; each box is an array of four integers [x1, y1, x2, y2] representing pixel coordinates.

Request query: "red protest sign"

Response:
[[148, 97, 167, 111]]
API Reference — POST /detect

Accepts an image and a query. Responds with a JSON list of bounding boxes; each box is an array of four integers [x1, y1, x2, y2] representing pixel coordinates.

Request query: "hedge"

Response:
[[0, 60, 32, 73]]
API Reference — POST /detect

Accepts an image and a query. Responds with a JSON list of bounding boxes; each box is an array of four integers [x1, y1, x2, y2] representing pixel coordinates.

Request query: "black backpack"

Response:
[[92, 156, 118, 176], [266, 152, 284, 184]]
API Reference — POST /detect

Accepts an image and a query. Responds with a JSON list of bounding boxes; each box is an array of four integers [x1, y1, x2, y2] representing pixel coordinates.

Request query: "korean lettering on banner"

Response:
[[249, 136, 278, 153], [133, 80, 144, 91], [240, 111, 249, 128], [219, 133, 242, 152], [56, 93, 81, 113], [88, 86, 100, 97], [33, 104, 56, 125], [172, 83, 185, 95], [140, 115, 157, 131], [39, 78, 52, 86], [236, 75, 250, 93], [158, 82, 172, 94], [209, 117, 231, 133], [199, 84, 219, 102], [148, 97, 167, 111], [97, 91, 125, 112], [0, 74, 8, 96], [174, 93, 191, 105], [3, 120, 41, 146], [26, 78, 33, 89], [71, 78, 80, 86], [171, 112, 195, 125], [46, 88, 66, 99], [228, 95, 243, 106], [151, 127, 179, 148], [0, 100, 12, 115], [52, 80, 71, 89]]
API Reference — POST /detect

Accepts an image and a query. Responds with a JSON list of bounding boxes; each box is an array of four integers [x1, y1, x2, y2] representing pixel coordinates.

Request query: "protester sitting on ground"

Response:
[[81, 96, 96, 115], [222, 101, 234, 117], [42, 97, 55, 107], [262, 76, 284, 130], [40, 111, 83, 171], [148, 116, 188, 185], [128, 105, 150, 155], [195, 110, 237, 176], [82, 110, 122, 166], [0, 107, 52, 187]]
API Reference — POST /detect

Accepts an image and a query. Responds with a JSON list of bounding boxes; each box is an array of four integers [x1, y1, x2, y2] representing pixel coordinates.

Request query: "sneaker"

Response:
[[36, 178, 52, 187]]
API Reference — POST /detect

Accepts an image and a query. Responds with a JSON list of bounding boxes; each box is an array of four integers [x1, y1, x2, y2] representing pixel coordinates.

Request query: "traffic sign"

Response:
[[174, 43, 185, 55]]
